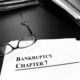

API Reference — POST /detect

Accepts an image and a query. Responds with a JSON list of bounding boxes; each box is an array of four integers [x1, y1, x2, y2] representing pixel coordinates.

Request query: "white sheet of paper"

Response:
[[1, 38, 80, 80]]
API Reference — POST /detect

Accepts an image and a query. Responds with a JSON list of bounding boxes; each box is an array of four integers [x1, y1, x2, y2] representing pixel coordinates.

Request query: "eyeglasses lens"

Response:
[[19, 36, 35, 48]]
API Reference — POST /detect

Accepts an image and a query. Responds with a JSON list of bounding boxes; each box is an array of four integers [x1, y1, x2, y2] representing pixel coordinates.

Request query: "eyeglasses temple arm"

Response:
[[20, 12, 34, 36]]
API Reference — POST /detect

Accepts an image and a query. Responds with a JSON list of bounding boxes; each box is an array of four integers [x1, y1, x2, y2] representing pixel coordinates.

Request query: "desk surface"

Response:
[[0, 3, 79, 42], [0, 2, 79, 73]]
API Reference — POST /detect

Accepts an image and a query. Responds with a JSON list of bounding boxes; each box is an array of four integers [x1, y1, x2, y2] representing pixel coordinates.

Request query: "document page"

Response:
[[1, 38, 80, 80]]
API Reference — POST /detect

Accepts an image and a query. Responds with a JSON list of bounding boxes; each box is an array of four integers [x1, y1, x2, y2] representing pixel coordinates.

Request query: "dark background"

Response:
[[0, 0, 80, 74]]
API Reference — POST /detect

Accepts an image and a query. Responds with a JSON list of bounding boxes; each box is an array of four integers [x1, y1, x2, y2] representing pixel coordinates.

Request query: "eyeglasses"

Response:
[[0, 12, 37, 56]]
